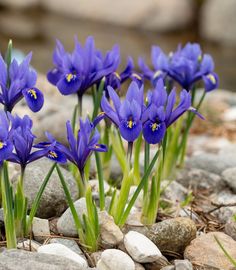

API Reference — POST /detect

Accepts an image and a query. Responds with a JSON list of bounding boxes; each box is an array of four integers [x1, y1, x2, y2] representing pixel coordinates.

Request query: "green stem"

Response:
[[26, 163, 56, 234], [143, 142, 150, 195], [56, 165, 83, 232], [133, 134, 142, 184], [118, 149, 160, 227], [77, 93, 83, 118], [127, 142, 133, 168], [95, 152, 105, 210], [92, 78, 105, 120]]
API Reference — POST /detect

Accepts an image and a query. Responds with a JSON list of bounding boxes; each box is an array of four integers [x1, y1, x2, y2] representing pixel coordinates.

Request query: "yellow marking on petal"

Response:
[[0, 141, 5, 149], [94, 144, 100, 149], [198, 54, 202, 62], [128, 120, 133, 129], [66, 73, 74, 82], [151, 123, 158, 132], [28, 89, 37, 100], [48, 151, 58, 158], [132, 73, 142, 80], [153, 70, 162, 79], [207, 74, 216, 85], [98, 112, 105, 116], [113, 72, 121, 80]]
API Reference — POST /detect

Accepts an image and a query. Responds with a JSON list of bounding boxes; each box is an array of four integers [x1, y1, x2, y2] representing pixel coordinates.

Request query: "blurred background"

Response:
[[0, 0, 235, 91]]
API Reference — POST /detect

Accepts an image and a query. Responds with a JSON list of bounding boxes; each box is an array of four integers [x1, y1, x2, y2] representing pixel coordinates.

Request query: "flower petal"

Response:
[[143, 120, 166, 144], [23, 87, 44, 112]]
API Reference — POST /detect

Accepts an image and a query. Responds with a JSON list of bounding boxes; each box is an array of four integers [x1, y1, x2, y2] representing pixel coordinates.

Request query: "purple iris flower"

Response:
[[140, 43, 218, 92], [168, 43, 218, 92], [47, 36, 120, 97], [139, 46, 169, 86], [101, 81, 144, 142], [0, 53, 44, 113], [103, 57, 143, 94], [35, 116, 107, 180], [142, 79, 203, 144], [0, 111, 49, 170], [0, 111, 13, 162]]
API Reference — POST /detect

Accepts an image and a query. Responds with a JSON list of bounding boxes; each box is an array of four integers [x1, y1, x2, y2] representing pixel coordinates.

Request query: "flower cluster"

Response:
[[47, 36, 143, 98], [0, 53, 44, 113], [0, 111, 47, 170], [139, 43, 219, 92], [101, 79, 202, 144]]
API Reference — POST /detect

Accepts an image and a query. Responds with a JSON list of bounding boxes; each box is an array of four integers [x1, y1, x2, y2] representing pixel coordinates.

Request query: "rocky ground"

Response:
[[0, 76, 236, 270]]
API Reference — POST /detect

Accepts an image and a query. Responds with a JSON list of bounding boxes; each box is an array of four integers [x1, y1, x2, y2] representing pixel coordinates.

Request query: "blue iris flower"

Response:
[[103, 57, 143, 94], [35, 116, 107, 180], [101, 81, 144, 142], [142, 79, 204, 144], [140, 43, 219, 92], [0, 111, 48, 170], [47, 36, 120, 97], [0, 53, 44, 113]]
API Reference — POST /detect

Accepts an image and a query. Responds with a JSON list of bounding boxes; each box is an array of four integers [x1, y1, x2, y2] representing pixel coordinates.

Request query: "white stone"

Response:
[[222, 107, 236, 121], [37, 243, 88, 268], [98, 211, 123, 248], [97, 249, 135, 270], [17, 239, 41, 252], [124, 231, 162, 263], [32, 217, 50, 242]]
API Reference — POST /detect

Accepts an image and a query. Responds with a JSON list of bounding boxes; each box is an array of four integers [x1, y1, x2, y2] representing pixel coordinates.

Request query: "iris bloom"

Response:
[[140, 43, 218, 92], [142, 79, 203, 144], [47, 36, 120, 97], [139, 46, 169, 86], [36, 116, 107, 181], [103, 57, 143, 94], [0, 53, 44, 113], [101, 81, 144, 142]]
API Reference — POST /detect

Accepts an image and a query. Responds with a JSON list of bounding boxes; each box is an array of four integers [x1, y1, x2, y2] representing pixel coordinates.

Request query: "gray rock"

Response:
[[0, 208, 4, 227], [222, 167, 236, 192], [32, 217, 50, 242], [161, 180, 188, 204], [124, 231, 162, 263], [184, 232, 236, 270], [98, 211, 123, 248], [187, 153, 236, 175], [211, 190, 236, 223], [12, 159, 78, 219], [0, 249, 85, 270], [97, 249, 135, 270], [48, 238, 85, 259], [146, 218, 197, 254], [144, 256, 170, 270], [177, 168, 223, 193], [38, 243, 88, 268], [201, 0, 236, 45], [174, 259, 192, 270], [57, 197, 87, 237], [225, 219, 236, 241]]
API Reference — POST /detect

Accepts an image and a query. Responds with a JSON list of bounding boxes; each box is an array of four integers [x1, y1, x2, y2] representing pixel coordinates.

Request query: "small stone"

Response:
[[17, 239, 41, 251], [32, 217, 50, 242], [126, 206, 143, 226], [225, 219, 236, 241], [124, 231, 162, 263], [48, 238, 85, 259], [223, 107, 236, 121], [0, 249, 83, 270], [184, 232, 236, 270], [177, 168, 224, 193], [98, 211, 123, 248], [97, 249, 135, 270], [174, 259, 193, 270], [57, 197, 87, 237], [222, 167, 236, 192], [144, 256, 170, 270], [89, 179, 110, 195], [38, 243, 88, 268], [161, 180, 188, 204], [147, 218, 197, 254], [211, 190, 236, 223]]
